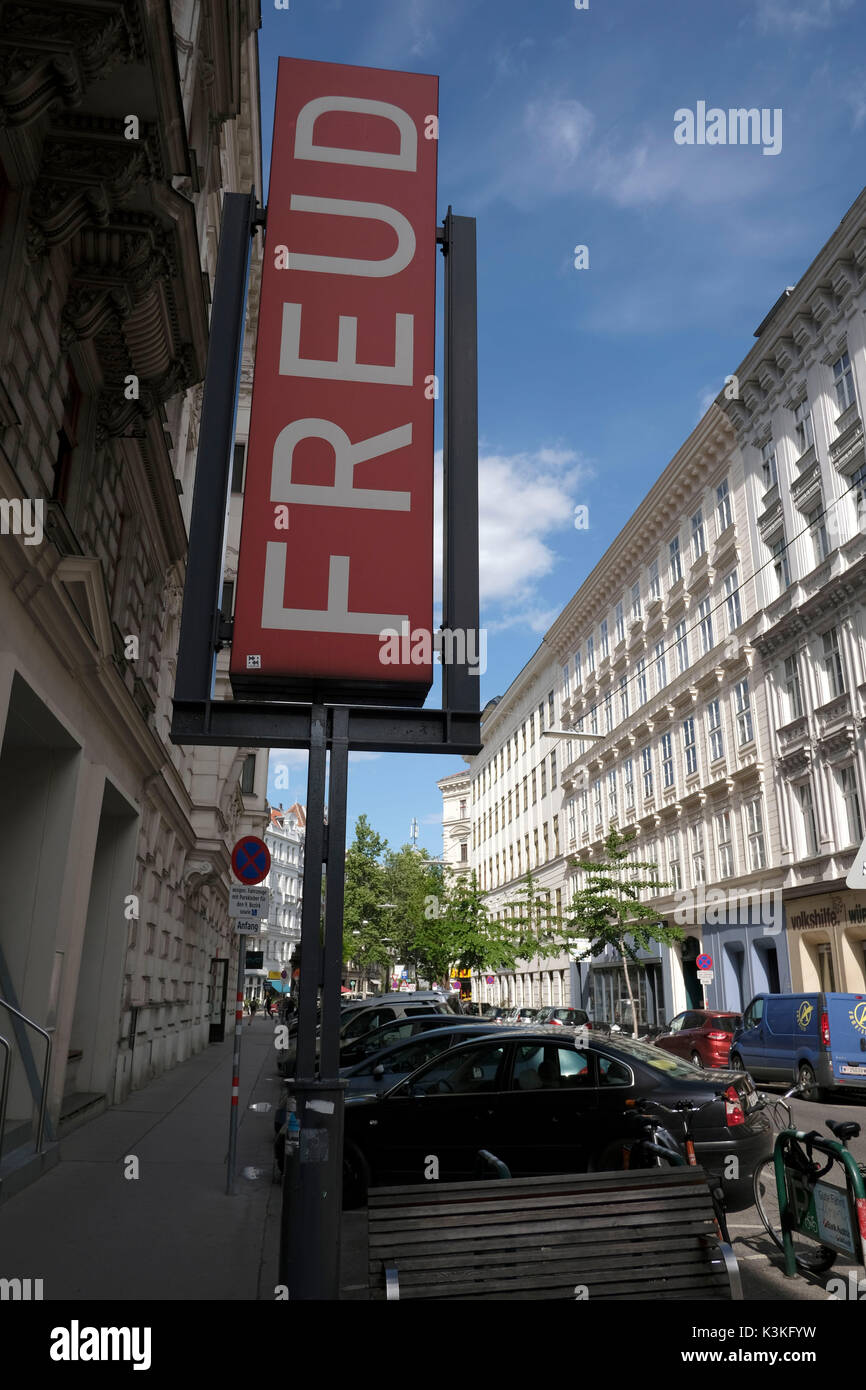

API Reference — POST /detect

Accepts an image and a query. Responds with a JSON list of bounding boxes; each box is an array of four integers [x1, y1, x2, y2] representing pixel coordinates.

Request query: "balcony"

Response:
[[815, 690, 852, 734], [829, 405, 862, 471], [776, 714, 809, 750]]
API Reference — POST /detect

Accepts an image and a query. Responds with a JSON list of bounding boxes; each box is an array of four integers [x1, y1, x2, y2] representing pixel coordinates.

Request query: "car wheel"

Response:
[[796, 1062, 821, 1102], [690, 1051, 704, 1068], [729, 1052, 745, 1072], [342, 1142, 371, 1209]]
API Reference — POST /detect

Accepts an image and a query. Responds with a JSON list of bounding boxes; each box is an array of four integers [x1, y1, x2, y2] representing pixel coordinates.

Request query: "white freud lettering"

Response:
[[232, 59, 439, 704]]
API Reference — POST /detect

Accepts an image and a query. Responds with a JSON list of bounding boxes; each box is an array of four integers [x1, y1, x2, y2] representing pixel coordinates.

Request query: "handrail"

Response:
[[0, 999, 52, 1152], [0, 1034, 11, 1165]]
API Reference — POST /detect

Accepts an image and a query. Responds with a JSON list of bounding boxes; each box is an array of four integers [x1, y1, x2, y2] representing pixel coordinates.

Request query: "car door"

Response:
[[736, 997, 770, 1077], [369, 1038, 511, 1184], [655, 1013, 687, 1058], [493, 1040, 595, 1176]]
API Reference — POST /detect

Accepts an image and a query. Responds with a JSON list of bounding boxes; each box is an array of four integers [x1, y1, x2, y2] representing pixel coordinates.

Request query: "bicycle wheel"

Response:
[[752, 1159, 836, 1274]]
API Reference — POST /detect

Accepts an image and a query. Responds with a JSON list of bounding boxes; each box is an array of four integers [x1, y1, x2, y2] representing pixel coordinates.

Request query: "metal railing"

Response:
[[0, 999, 52, 1156]]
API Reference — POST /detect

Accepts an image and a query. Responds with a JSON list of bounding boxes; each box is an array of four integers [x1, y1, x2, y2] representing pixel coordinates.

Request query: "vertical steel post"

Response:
[[174, 191, 257, 706], [225, 931, 246, 1195], [441, 210, 480, 723]]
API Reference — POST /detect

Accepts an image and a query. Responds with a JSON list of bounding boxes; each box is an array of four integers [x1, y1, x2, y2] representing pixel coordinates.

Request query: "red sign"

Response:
[[231, 836, 271, 885], [231, 58, 439, 704]]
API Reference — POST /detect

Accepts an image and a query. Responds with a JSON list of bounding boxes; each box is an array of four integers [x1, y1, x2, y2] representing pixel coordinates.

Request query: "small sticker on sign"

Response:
[[246, 655, 262, 669]]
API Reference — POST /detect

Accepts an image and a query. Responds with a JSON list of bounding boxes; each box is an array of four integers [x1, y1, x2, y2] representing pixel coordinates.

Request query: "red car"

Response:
[[654, 1010, 742, 1068]]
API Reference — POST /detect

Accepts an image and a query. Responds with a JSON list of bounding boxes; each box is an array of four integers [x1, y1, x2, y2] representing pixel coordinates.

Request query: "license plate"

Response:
[[839, 1065, 866, 1076]]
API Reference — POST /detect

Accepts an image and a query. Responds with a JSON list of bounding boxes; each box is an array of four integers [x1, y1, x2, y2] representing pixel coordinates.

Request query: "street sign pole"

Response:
[[225, 928, 246, 1195]]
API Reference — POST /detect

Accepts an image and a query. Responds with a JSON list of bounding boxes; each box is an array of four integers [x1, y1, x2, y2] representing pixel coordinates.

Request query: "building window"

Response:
[[631, 582, 642, 621], [538, 700, 545, 734], [160, 930, 170, 959], [822, 626, 846, 698], [833, 350, 855, 414], [641, 746, 653, 800], [770, 537, 791, 594], [715, 811, 734, 878], [661, 732, 675, 789], [690, 823, 705, 884], [619, 675, 629, 721], [600, 619, 609, 659], [231, 442, 246, 492], [691, 508, 706, 560], [744, 799, 766, 870], [459, 798, 467, 818], [636, 658, 648, 706], [851, 462, 866, 535], [683, 717, 697, 776], [567, 799, 577, 843], [674, 621, 689, 674], [460, 842, 468, 863], [593, 779, 602, 825], [615, 602, 625, 644], [669, 535, 682, 584], [623, 757, 635, 810], [548, 691, 555, 726], [608, 769, 618, 821], [734, 679, 753, 745], [698, 597, 714, 655], [604, 690, 613, 733], [817, 943, 837, 993], [540, 762, 547, 798], [716, 478, 733, 532], [649, 558, 661, 600], [654, 641, 667, 691], [761, 439, 778, 490], [240, 753, 256, 794], [550, 750, 557, 789], [783, 653, 803, 720], [706, 699, 724, 762], [579, 789, 589, 837], [838, 766, 864, 845], [793, 397, 814, 456], [221, 579, 235, 618], [574, 649, 583, 688], [666, 832, 682, 890], [590, 703, 599, 735], [807, 503, 830, 565], [586, 636, 595, 673], [530, 713, 536, 746], [562, 663, 571, 698], [797, 781, 819, 857], [724, 570, 741, 632]]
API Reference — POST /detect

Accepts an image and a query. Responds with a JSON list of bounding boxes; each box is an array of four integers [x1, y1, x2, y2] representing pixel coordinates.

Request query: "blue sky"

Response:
[[258, 0, 866, 856]]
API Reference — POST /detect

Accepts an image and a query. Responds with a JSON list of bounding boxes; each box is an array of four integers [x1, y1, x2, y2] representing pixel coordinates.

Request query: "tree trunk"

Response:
[[620, 943, 639, 1039]]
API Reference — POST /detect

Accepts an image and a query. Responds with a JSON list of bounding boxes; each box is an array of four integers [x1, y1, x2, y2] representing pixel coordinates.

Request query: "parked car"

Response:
[[730, 992, 866, 1098], [339, 1013, 493, 1069], [279, 996, 456, 1075], [341, 1022, 502, 1093], [654, 1010, 742, 1068], [342, 1027, 770, 1207], [500, 1006, 539, 1025], [535, 1007, 589, 1028]]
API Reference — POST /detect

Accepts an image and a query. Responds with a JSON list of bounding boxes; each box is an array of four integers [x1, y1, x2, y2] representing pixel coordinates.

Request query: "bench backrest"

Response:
[[368, 1167, 734, 1300]]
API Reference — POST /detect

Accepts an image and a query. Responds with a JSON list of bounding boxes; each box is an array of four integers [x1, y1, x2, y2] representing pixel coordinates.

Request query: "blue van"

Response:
[[730, 993, 866, 1099]]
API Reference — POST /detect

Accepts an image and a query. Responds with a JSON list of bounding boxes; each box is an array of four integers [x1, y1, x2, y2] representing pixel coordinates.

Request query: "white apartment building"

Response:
[[719, 185, 866, 995], [550, 406, 786, 1026], [437, 769, 472, 873]]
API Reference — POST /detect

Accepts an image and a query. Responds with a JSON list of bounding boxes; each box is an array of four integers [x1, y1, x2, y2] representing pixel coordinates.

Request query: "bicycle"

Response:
[[753, 1100, 866, 1275], [598, 1095, 732, 1244]]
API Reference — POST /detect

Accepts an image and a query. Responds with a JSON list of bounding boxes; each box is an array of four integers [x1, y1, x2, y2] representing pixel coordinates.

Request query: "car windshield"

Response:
[[710, 1016, 741, 1032], [600, 1034, 710, 1079]]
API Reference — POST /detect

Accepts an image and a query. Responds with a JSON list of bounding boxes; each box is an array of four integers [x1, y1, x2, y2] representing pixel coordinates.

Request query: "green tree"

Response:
[[380, 843, 444, 985], [563, 828, 680, 1037], [342, 814, 390, 984]]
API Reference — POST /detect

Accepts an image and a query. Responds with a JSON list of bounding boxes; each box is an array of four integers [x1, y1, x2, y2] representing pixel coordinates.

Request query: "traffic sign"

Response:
[[846, 834, 866, 891], [697, 969, 714, 984], [696, 953, 713, 971], [231, 836, 271, 885], [233, 922, 261, 935], [229, 884, 269, 919]]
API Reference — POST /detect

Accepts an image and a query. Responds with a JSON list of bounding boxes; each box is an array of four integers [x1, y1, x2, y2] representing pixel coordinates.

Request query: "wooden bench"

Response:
[[368, 1166, 742, 1301]]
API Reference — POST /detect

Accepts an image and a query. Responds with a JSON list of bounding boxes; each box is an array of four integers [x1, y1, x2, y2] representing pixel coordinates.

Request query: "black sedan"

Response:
[[339, 1014, 493, 1071], [341, 1022, 502, 1094], [342, 1027, 772, 1207]]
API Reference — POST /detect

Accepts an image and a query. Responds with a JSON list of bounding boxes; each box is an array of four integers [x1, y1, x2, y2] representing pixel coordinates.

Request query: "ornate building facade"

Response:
[[0, 0, 266, 1195]]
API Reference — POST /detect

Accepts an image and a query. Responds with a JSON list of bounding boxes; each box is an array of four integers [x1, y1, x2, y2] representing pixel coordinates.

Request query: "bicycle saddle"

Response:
[[826, 1119, 860, 1142]]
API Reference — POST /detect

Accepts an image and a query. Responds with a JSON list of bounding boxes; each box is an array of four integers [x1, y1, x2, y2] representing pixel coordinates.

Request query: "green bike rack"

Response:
[[772, 1129, 866, 1279]]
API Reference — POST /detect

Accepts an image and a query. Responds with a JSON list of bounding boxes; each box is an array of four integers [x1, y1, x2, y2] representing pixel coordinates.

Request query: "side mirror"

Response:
[[373, 1064, 385, 1079], [409, 1084, 428, 1098]]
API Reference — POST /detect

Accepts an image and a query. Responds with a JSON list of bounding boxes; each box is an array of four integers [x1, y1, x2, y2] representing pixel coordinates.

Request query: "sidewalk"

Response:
[[0, 1015, 288, 1301]]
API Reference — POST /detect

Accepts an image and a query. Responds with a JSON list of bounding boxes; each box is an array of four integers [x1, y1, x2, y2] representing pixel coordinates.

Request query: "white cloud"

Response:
[[697, 385, 719, 420], [434, 443, 591, 634], [754, 0, 854, 33], [348, 752, 383, 764]]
